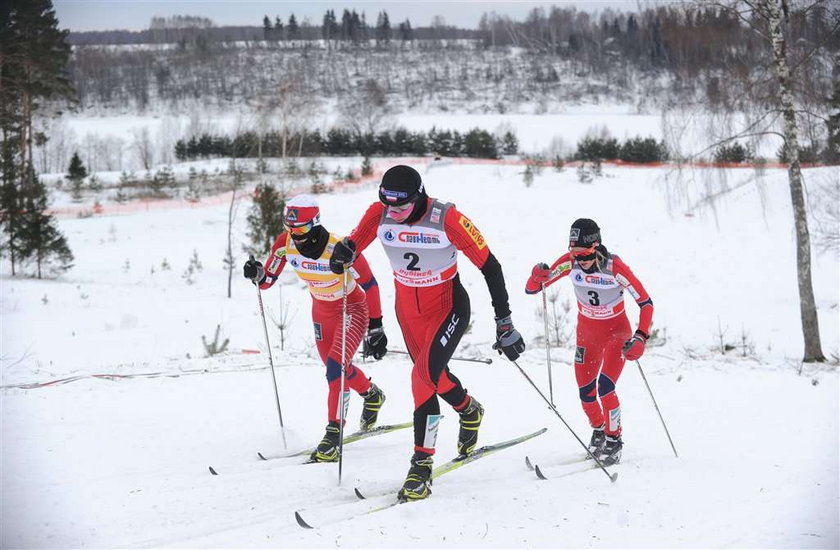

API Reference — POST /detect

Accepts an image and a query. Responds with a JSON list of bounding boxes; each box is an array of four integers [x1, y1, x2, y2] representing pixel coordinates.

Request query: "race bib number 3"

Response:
[[459, 216, 486, 250]]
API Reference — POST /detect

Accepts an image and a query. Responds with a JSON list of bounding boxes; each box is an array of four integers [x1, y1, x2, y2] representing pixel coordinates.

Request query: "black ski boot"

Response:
[[457, 396, 484, 456], [602, 434, 623, 466], [397, 451, 433, 501], [588, 424, 606, 457], [310, 421, 341, 463], [359, 382, 386, 431]]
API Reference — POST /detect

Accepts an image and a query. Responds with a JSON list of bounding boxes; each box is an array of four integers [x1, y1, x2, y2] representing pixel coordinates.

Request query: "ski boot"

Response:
[[602, 434, 623, 466], [397, 451, 433, 501], [587, 424, 606, 458], [456, 396, 484, 456], [309, 421, 341, 462], [359, 382, 386, 431]]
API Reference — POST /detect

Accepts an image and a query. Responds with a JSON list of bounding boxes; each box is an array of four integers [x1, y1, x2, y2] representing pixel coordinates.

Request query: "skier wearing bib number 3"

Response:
[[329, 165, 525, 501], [242, 195, 389, 463], [526, 218, 653, 466]]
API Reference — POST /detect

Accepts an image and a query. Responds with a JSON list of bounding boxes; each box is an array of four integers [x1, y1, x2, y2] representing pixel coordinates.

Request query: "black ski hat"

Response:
[[569, 218, 601, 247], [379, 165, 425, 206]]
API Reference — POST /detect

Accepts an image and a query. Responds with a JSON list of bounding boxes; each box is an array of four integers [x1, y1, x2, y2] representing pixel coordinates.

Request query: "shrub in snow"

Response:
[[202, 325, 230, 357]]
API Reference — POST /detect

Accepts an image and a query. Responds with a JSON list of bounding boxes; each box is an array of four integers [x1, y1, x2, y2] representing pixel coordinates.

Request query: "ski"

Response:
[[295, 497, 405, 529], [257, 421, 412, 461], [533, 460, 606, 480], [295, 427, 547, 529], [209, 421, 411, 475], [525, 454, 590, 471], [353, 427, 548, 500]]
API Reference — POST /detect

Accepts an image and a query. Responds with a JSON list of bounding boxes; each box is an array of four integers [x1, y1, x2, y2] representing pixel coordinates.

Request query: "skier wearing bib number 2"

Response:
[[329, 165, 525, 501], [525, 218, 654, 466]]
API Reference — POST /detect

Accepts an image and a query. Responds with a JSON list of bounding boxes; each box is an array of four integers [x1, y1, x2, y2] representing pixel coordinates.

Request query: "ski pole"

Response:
[[252, 255, 287, 450], [635, 360, 678, 457], [338, 269, 349, 485], [541, 282, 555, 405], [387, 349, 493, 365], [509, 358, 617, 482]]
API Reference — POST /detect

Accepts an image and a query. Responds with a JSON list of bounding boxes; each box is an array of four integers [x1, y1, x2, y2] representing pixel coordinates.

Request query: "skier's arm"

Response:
[[346, 202, 385, 254], [331, 202, 383, 274], [349, 251, 383, 320], [525, 253, 572, 294], [259, 232, 289, 290], [613, 256, 653, 337], [444, 207, 511, 319]]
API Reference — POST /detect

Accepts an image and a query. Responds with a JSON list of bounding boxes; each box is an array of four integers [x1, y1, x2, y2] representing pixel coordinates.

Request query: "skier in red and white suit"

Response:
[[329, 165, 525, 501], [526, 218, 653, 466], [242, 195, 389, 463]]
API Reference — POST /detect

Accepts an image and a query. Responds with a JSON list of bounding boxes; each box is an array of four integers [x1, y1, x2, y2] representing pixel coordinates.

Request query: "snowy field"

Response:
[[1, 162, 838, 548]]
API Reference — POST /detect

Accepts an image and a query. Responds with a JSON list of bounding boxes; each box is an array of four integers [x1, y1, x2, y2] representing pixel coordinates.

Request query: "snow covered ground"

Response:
[[2, 162, 838, 547]]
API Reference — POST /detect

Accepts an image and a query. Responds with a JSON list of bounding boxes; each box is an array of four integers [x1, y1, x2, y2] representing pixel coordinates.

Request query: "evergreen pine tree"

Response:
[[1, 0, 75, 276], [287, 14, 299, 40], [0, 138, 24, 274], [18, 172, 74, 278], [245, 184, 285, 256], [67, 152, 87, 200]]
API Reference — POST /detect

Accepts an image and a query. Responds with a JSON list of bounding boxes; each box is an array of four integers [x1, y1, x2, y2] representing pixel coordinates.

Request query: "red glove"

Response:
[[622, 330, 648, 361], [525, 263, 551, 294]]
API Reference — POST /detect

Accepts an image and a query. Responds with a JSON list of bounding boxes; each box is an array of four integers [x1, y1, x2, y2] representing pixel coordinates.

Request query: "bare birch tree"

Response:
[[665, 0, 834, 362]]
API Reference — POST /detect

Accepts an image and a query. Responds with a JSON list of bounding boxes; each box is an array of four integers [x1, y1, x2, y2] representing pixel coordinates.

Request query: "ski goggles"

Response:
[[570, 245, 597, 261], [386, 202, 414, 215], [285, 218, 318, 237]]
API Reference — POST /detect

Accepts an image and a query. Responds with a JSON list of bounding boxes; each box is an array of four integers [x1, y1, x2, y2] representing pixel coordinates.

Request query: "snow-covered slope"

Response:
[[1, 163, 838, 547]]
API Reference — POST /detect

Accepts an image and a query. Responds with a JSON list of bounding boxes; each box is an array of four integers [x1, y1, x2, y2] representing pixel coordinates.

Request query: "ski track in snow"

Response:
[[2, 163, 838, 548]]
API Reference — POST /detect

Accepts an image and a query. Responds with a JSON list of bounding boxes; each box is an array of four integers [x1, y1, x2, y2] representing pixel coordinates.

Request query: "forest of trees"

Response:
[[65, 6, 836, 118]]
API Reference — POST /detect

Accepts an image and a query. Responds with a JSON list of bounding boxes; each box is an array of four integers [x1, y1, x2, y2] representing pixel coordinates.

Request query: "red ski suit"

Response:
[[260, 231, 382, 423], [349, 198, 507, 454], [526, 252, 653, 437]]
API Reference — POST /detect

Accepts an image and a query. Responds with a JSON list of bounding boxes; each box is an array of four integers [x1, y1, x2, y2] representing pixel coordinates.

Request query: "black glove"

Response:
[[243, 257, 265, 285], [329, 238, 356, 274], [362, 317, 388, 360], [492, 315, 526, 361]]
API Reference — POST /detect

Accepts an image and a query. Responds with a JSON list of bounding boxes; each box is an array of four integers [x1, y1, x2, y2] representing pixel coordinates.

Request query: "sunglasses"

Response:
[[570, 245, 597, 260]]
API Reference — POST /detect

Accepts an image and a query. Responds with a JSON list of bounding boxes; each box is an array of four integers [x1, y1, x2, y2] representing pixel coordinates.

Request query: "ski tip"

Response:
[[295, 511, 314, 529], [257, 451, 268, 461], [354, 487, 367, 500], [484, 358, 493, 364], [208, 466, 218, 476], [610, 472, 619, 483], [534, 464, 548, 481], [525, 456, 534, 471]]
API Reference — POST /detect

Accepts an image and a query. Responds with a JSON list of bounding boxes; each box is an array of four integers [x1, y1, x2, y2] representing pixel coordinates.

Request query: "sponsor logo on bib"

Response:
[[398, 231, 440, 244]]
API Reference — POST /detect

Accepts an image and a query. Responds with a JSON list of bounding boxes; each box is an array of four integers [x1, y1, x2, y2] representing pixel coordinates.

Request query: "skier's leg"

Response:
[[575, 316, 606, 429], [425, 281, 483, 456], [321, 297, 371, 424], [598, 316, 632, 438]]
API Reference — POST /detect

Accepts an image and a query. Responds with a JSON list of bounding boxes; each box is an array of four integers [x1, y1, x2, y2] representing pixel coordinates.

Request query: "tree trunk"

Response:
[[226, 182, 236, 299], [765, 0, 825, 362]]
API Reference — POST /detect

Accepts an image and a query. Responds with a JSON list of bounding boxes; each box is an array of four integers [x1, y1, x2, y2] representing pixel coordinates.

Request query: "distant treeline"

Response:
[[174, 127, 516, 161], [67, 11, 477, 46], [174, 127, 674, 164]]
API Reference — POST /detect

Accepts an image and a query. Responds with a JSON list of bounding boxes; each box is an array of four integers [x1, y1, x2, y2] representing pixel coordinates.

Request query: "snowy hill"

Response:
[[1, 162, 838, 547]]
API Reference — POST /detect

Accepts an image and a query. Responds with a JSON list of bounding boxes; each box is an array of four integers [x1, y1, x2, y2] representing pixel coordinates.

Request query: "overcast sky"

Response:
[[53, 1, 646, 32]]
